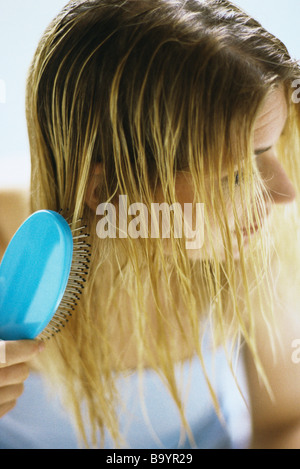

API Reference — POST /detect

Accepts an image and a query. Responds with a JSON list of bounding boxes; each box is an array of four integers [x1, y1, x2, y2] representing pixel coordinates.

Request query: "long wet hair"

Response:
[[26, 0, 300, 447]]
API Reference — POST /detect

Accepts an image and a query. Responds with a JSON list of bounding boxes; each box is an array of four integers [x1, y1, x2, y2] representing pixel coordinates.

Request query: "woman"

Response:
[[0, 0, 300, 449]]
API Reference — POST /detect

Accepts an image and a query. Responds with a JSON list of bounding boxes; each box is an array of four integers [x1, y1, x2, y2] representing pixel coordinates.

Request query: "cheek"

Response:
[[173, 173, 196, 205], [202, 186, 256, 258], [203, 182, 240, 233], [154, 173, 195, 205], [156, 173, 252, 261]]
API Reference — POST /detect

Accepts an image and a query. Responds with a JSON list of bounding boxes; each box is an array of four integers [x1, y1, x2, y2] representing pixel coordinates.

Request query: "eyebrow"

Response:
[[254, 145, 272, 156]]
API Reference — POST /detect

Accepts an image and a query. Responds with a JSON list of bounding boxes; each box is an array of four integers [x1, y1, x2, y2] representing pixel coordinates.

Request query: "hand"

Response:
[[0, 340, 44, 418]]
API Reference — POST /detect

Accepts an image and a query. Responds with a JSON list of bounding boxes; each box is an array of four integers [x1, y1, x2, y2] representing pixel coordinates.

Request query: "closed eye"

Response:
[[254, 146, 272, 156]]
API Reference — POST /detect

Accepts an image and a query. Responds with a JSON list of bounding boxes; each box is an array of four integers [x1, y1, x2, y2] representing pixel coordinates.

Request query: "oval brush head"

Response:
[[0, 210, 90, 341]]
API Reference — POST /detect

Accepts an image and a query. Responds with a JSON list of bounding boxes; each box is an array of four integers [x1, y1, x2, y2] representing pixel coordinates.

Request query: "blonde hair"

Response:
[[26, 0, 300, 447]]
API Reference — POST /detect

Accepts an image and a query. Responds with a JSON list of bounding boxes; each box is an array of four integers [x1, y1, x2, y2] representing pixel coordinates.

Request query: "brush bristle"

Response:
[[39, 219, 90, 341]]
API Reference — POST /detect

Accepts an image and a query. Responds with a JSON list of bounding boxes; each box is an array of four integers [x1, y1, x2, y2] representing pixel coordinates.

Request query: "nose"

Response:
[[256, 153, 296, 205]]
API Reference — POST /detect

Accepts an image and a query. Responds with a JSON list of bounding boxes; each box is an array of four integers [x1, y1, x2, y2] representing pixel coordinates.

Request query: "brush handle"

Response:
[[0, 211, 73, 340]]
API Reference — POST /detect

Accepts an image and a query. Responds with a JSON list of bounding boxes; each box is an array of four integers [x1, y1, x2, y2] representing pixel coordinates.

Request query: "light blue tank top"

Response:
[[0, 340, 251, 449]]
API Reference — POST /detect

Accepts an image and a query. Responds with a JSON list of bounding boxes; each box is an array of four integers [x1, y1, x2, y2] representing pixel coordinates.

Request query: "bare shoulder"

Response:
[[245, 233, 300, 447], [0, 189, 30, 257]]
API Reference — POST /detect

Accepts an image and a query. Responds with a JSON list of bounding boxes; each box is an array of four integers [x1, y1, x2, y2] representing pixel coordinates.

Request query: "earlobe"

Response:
[[85, 163, 103, 211]]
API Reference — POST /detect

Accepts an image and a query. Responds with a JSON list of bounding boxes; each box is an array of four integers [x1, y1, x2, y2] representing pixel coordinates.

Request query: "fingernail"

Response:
[[38, 341, 45, 353]]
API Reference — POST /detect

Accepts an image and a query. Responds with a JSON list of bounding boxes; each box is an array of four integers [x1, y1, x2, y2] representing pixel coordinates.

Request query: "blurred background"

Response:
[[0, 0, 299, 188]]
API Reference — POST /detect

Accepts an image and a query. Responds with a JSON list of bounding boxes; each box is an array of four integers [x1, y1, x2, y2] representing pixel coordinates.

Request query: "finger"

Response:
[[0, 400, 17, 419], [0, 340, 44, 367], [0, 363, 29, 387], [0, 384, 24, 406]]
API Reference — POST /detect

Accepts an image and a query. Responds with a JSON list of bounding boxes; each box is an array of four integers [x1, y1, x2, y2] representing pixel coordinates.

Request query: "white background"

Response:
[[0, 0, 299, 188]]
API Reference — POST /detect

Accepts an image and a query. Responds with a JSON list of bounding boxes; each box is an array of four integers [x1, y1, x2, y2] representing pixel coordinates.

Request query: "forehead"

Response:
[[253, 87, 288, 149]]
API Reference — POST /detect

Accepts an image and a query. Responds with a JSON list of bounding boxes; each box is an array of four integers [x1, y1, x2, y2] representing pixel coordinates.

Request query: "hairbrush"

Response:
[[0, 210, 90, 341]]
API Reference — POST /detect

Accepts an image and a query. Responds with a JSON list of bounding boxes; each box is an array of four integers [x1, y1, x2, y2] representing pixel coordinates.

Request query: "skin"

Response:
[[253, 87, 295, 204], [0, 341, 44, 418], [171, 86, 296, 260]]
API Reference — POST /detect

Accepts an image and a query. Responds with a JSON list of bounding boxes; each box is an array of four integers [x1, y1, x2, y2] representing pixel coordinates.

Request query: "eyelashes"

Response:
[[221, 171, 241, 187], [235, 171, 240, 186], [223, 169, 248, 187]]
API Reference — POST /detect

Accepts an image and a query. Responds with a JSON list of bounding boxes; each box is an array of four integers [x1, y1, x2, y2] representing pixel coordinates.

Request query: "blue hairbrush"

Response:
[[0, 210, 90, 341]]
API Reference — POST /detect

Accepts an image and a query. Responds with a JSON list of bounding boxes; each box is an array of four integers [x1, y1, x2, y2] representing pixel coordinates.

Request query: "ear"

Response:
[[85, 163, 103, 211]]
